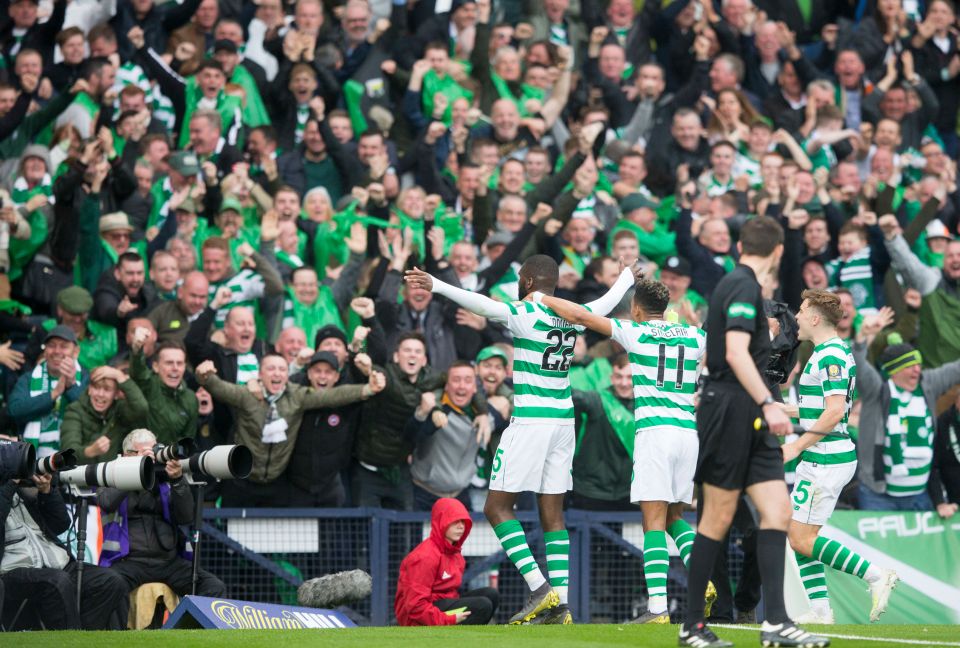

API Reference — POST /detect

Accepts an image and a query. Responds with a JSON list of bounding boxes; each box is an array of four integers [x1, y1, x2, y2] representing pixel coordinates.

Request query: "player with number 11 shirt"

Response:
[[539, 278, 715, 624], [405, 256, 637, 626]]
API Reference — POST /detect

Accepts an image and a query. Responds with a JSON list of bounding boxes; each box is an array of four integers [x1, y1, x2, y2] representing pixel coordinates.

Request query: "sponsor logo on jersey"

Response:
[[727, 302, 756, 319]]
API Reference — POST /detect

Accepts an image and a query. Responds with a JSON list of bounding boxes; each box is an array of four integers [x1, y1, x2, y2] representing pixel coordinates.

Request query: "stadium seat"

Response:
[[127, 583, 180, 630]]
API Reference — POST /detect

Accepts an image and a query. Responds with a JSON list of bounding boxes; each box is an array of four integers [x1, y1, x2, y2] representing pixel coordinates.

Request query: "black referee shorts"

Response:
[[695, 382, 784, 490]]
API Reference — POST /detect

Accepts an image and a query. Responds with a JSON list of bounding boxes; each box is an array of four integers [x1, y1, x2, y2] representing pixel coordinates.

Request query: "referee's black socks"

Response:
[[683, 533, 722, 626], [756, 528, 789, 624]]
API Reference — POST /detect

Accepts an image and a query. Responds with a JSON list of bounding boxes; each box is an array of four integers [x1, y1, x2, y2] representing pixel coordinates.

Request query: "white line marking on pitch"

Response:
[[713, 624, 960, 647]]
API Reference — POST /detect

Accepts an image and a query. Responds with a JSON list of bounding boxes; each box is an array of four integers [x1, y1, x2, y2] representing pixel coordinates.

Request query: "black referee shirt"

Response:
[[705, 264, 771, 384]]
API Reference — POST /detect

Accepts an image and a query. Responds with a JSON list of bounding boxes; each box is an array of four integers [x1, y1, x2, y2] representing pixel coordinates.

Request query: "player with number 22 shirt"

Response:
[[405, 255, 637, 626]]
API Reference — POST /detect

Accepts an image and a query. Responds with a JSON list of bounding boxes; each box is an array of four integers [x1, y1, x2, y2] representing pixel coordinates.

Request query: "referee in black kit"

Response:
[[679, 218, 829, 648]]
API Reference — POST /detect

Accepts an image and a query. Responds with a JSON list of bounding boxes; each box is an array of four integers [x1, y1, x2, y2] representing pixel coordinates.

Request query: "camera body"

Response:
[[0, 440, 36, 481]]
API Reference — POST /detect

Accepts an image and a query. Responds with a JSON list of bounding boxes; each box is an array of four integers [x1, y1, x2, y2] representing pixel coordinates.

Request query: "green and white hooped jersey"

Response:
[[826, 247, 876, 314], [797, 337, 858, 465], [208, 268, 267, 328], [610, 319, 705, 434], [506, 301, 586, 425]]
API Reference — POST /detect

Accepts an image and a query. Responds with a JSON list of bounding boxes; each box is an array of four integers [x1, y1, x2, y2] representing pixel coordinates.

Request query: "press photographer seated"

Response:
[[96, 429, 226, 599], [0, 456, 127, 630]]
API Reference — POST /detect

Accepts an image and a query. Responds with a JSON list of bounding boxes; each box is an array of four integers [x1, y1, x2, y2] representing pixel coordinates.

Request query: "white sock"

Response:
[[811, 599, 832, 616], [554, 585, 568, 605], [648, 595, 668, 615], [864, 564, 883, 584], [523, 570, 547, 591]]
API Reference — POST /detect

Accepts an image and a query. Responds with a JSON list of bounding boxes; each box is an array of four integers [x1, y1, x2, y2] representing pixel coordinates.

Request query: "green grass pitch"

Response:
[[10, 624, 960, 647]]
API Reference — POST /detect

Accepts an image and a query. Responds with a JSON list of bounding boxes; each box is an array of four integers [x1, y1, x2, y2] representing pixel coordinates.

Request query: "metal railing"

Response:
[[195, 507, 746, 625]]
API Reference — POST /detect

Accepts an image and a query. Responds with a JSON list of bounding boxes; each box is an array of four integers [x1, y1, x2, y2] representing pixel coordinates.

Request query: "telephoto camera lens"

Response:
[[35, 448, 78, 476], [60, 456, 157, 491], [180, 445, 253, 480]]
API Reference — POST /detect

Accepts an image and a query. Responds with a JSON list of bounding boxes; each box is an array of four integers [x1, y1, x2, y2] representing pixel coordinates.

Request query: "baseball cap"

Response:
[[213, 39, 239, 54], [44, 324, 78, 345], [925, 219, 953, 241], [306, 351, 340, 372], [476, 346, 508, 364], [219, 197, 244, 215], [56, 286, 93, 315], [174, 197, 198, 214], [485, 230, 514, 248], [620, 193, 660, 213], [661, 256, 691, 278], [167, 151, 200, 176]]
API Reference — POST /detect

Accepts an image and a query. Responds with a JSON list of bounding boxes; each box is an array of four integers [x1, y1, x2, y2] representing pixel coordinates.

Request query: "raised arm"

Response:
[[406, 268, 512, 323], [540, 295, 613, 337], [583, 267, 635, 315]]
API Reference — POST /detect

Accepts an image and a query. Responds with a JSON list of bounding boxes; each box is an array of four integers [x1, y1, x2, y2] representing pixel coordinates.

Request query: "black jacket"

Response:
[[354, 363, 445, 468], [97, 478, 193, 561], [109, 0, 202, 60], [930, 407, 960, 507], [0, 0, 65, 66], [285, 382, 364, 500], [184, 305, 268, 445], [93, 274, 154, 340], [376, 268, 459, 372]]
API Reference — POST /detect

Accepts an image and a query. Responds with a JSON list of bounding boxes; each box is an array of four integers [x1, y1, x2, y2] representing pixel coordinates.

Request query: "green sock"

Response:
[[544, 530, 570, 604], [814, 536, 871, 578], [643, 530, 669, 614], [667, 518, 695, 569], [795, 552, 830, 601], [494, 519, 546, 591]]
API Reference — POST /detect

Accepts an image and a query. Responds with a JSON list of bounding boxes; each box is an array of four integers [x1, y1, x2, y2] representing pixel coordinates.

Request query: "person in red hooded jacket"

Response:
[[395, 497, 500, 626]]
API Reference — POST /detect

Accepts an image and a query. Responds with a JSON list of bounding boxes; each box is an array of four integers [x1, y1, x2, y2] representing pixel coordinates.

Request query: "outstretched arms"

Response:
[[405, 268, 512, 324]]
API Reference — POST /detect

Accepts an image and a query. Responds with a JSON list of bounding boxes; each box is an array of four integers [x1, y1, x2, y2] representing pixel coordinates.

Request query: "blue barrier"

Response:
[[195, 508, 744, 624]]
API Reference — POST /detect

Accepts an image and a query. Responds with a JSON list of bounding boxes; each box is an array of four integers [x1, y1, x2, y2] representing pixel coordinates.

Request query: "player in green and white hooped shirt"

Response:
[[784, 289, 898, 624], [541, 279, 717, 624], [405, 256, 637, 625]]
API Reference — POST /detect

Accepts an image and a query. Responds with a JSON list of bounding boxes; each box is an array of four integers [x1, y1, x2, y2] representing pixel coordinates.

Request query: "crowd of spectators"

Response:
[[1, 0, 959, 534]]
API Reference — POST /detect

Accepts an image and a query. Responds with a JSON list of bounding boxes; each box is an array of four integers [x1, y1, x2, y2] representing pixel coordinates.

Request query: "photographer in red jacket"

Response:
[[395, 498, 499, 625]]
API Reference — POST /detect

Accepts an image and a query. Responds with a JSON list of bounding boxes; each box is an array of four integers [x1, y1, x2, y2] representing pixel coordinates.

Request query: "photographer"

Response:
[[96, 429, 226, 598], [0, 468, 127, 630]]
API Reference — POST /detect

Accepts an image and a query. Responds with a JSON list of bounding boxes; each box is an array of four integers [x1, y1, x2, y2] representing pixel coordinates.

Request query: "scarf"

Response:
[[295, 104, 310, 145], [7, 178, 51, 281], [422, 70, 474, 125], [23, 360, 82, 458], [231, 64, 271, 128], [236, 352, 260, 385], [261, 388, 287, 444], [276, 249, 304, 270], [179, 81, 242, 148], [312, 202, 393, 275], [489, 263, 519, 303], [281, 287, 344, 344], [12, 174, 54, 207], [884, 380, 934, 496], [489, 72, 545, 117]]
